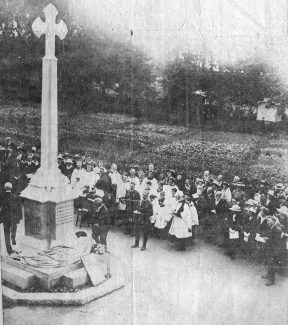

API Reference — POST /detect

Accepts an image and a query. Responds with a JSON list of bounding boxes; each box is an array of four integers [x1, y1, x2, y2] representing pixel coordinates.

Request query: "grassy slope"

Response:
[[0, 104, 287, 183]]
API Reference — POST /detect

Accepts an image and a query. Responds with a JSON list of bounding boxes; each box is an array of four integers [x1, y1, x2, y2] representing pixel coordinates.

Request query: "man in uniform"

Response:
[[121, 181, 140, 235], [131, 191, 153, 251]]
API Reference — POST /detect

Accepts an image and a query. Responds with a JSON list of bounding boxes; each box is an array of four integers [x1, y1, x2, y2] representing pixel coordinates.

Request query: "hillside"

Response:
[[0, 104, 287, 183]]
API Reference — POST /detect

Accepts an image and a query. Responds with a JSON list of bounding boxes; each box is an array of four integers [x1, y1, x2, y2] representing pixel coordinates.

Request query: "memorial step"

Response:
[[2, 263, 36, 290], [61, 267, 89, 289]]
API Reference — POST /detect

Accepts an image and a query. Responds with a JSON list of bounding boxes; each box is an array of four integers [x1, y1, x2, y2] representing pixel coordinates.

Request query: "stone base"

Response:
[[2, 254, 124, 306], [1, 249, 112, 291], [1, 264, 36, 290], [2, 255, 83, 290], [62, 268, 89, 289]]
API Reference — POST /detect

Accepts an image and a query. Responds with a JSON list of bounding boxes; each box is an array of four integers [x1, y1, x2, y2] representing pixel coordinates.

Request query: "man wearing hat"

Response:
[[90, 198, 110, 248], [226, 204, 242, 259], [63, 158, 74, 182], [262, 216, 283, 286], [274, 183, 285, 199], [0, 182, 22, 255]]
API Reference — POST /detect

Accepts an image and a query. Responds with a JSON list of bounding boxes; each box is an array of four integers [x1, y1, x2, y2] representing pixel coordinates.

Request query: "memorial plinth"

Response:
[[20, 167, 77, 250]]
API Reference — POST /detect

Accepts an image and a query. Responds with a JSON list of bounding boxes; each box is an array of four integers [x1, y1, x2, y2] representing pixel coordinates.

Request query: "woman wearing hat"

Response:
[[255, 207, 270, 264], [226, 204, 242, 260], [265, 190, 278, 215], [221, 181, 232, 205], [231, 182, 245, 208], [274, 183, 285, 199], [241, 206, 258, 259]]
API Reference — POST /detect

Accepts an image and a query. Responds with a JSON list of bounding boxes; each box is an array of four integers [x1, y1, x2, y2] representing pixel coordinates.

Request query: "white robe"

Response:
[[190, 203, 199, 226], [116, 180, 130, 209], [163, 184, 179, 200], [222, 188, 232, 204], [154, 205, 169, 229], [71, 168, 86, 194], [165, 196, 178, 222], [82, 170, 96, 188], [169, 202, 193, 238], [109, 171, 122, 187]]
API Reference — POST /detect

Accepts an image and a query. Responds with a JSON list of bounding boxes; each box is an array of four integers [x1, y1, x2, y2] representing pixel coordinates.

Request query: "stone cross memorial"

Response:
[[21, 3, 77, 250]]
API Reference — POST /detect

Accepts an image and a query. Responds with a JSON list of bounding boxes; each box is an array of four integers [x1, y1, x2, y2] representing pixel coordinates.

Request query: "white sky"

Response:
[[69, 0, 288, 82]]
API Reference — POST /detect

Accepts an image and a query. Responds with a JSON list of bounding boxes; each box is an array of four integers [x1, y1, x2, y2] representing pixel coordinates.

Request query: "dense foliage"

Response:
[[161, 53, 283, 126], [0, 0, 286, 127], [0, 0, 156, 115]]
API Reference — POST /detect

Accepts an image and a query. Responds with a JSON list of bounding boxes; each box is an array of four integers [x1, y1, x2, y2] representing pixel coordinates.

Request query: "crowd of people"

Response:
[[0, 137, 288, 286]]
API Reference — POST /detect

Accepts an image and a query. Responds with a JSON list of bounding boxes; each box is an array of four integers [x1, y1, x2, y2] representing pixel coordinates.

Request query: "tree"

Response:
[[0, 0, 156, 117]]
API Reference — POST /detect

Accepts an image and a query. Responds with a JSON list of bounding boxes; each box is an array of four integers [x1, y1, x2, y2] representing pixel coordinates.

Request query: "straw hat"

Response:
[[248, 207, 257, 214], [65, 158, 73, 164], [235, 182, 245, 187], [277, 206, 288, 216], [275, 183, 285, 191], [267, 190, 275, 197], [245, 199, 256, 206], [229, 204, 241, 212]]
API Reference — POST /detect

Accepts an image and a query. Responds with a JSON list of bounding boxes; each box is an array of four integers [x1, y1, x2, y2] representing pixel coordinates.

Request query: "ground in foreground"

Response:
[[3, 226, 288, 325]]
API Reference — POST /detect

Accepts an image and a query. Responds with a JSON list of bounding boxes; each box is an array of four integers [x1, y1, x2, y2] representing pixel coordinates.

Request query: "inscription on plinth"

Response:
[[56, 201, 74, 225], [24, 200, 45, 239]]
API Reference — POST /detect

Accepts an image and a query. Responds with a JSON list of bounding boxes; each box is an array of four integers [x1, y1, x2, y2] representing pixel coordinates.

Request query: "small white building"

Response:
[[257, 98, 283, 122]]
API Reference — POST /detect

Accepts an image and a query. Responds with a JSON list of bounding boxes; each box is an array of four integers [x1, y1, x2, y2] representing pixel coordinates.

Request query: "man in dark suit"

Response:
[[214, 190, 229, 246], [262, 216, 283, 286], [90, 198, 110, 248], [0, 182, 22, 254]]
